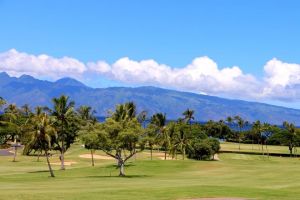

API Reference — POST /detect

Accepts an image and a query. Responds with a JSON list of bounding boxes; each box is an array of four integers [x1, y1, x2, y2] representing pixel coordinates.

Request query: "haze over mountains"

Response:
[[0, 72, 300, 125]]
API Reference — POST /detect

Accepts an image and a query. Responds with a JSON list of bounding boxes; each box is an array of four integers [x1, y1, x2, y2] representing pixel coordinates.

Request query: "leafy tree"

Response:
[[187, 137, 220, 160], [80, 123, 104, 166], [207, 138, 220, 159], [92, 102, 144, 176]]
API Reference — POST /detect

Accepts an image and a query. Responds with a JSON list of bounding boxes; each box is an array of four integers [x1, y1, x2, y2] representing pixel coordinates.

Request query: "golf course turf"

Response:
[[0, 143, 300, 200]]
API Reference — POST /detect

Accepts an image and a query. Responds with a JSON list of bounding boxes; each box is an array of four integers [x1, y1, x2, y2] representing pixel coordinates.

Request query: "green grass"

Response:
[[1, 143, 300, 200], [220, 142, 296, 155]]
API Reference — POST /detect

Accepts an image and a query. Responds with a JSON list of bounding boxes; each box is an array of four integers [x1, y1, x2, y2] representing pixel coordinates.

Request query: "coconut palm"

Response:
[[29, 113, 56, 177], [283, 121, 298, 156], [183, 109, 195, 125], [78, 106, 92, 120], [150, 113, 168, 160], [234, 116, 245, 150], [112, 101, 136, 122], [137, 110, 147, 128], [52, 95, 75, 170], [21, 104, 31, 116], [172, 122, 191, 160], [0, 97, 6, 110]]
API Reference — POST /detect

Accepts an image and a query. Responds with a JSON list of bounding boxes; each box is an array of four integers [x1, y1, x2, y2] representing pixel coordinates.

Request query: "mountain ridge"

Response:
[[0, 72, 300, 125]]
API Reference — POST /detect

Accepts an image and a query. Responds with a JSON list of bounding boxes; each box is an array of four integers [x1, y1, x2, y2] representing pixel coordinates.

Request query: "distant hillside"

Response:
[[0, 72, 300, 125]]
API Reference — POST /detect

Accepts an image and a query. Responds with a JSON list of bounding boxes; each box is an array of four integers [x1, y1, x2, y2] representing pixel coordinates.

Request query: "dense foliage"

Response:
[[1, 95, 300, 177]]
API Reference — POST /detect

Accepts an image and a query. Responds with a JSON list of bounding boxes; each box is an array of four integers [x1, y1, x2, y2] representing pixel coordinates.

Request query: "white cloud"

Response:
[[0, 49, 87, 79], [262, 58, 300, 101], [1, 49, 300, 102], [87, 56, 261, 99]]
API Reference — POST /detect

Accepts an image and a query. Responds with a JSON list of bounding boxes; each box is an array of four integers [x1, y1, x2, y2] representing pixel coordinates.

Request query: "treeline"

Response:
[[0, 95, 300, 177]]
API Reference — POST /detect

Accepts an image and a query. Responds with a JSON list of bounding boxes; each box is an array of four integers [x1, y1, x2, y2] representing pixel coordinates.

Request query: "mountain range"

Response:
[[0, 72, 300, 125]]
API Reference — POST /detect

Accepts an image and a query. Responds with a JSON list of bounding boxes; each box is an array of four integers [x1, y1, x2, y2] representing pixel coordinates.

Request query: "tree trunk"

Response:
[[13, 146, 17, 162], [91, 149, 95, 166], [37, 150, 41, 162], [60, 141, 65, 170], [261, 140, 264, 156], [265, 141, 269, 158], [164, 149, 167, 160], [118, 160, 125, 176], [45, 150, 55, 177], [182, 148, 185, 160], [289, 145, 293, 157], [150, 147, 153, 160]]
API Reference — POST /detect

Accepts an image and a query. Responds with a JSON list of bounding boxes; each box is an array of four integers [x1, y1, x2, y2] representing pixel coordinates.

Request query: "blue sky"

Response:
[[0, 0, 300, 108]]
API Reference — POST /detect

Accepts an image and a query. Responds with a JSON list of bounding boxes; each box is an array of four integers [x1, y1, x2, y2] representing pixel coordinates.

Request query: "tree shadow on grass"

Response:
[[28, 170, 50, 173], [86, 174, 150, 178]]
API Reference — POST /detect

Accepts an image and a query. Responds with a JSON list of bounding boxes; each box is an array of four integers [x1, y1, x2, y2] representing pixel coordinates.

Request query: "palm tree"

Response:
[[78, 106, 92, 120], [172, 122, 191, 160], [234, 116, 245, 150], [283, 121, 297, 157], [150, 113, 168, 160], [137, 110, 147, 128], [252, 120, 263, 152], [52, 95, 75, 170], [21, 104, 31, 116], [183, 109, 195, 141], [112, 102, 136, 122], [0, 97, 6, 111], [183, 109, 195, 125], [226, 116, 233, 127], [29, 113, 56, 177]]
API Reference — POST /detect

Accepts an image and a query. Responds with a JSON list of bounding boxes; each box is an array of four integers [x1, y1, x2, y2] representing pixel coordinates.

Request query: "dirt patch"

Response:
[[79, 154, 114, 160], [50, 161, 77, 166]]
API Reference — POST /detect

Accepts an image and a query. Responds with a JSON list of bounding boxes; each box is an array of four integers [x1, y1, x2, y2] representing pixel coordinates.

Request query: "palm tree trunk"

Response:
[[60, 140, 65, 170], [91, 149, 95, 167], [45, 150, 55, 177], [182, 148, 185, 160]]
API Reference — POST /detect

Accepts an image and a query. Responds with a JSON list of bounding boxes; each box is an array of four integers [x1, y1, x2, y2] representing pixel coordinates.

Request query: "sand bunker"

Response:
[[142, 152, 181, 160], [50, 161, 77, 166], [79, 154, 114, 160], [213, 154, 220, 161]]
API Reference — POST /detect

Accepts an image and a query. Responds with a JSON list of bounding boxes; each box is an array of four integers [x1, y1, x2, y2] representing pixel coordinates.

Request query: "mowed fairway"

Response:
[[1, 143, 300, 200]]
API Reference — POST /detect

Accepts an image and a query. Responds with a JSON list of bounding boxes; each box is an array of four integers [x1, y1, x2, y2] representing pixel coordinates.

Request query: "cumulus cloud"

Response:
[[1, 49, 300, 101], [87, 56, 261, 98], [262, 59, 300, 101], [0, 49, 87, 79]]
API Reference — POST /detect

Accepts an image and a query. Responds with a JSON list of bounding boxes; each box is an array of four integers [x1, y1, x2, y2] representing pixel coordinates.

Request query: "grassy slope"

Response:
[[0, 143, 300, 200]]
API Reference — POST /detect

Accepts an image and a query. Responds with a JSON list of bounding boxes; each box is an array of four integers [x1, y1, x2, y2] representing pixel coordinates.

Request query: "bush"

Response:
[[187, 138, 220, 160]]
